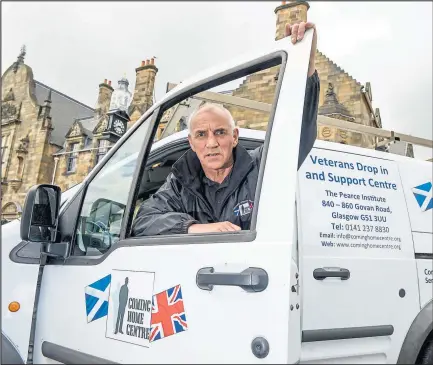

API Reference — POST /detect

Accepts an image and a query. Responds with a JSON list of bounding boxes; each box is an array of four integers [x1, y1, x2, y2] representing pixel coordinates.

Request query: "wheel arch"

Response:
[[1, 332, 25, 364], [397, 300, 433, 364]]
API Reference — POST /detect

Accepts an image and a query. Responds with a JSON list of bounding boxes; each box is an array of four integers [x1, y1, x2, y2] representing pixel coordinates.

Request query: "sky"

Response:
[[2, 1, 432, 159]]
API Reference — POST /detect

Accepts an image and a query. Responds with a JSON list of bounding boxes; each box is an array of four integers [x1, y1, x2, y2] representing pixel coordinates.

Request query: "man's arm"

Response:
[[131, 173, 198, 237], [249, 71, 319, 169]]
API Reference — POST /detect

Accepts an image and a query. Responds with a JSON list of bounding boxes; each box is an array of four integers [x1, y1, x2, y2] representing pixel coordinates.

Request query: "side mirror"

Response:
[[20, 184, 61, 242]]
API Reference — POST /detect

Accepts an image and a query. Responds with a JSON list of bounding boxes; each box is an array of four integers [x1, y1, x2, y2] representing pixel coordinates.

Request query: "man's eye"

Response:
[[215, 130, 226, 135], [196, 132, 205, 137]]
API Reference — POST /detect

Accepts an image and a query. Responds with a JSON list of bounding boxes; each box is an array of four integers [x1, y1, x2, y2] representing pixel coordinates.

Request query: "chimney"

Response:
[[95, 78, 114, 118], [129, 59, 159, 124], [274, 1, 310, 41]]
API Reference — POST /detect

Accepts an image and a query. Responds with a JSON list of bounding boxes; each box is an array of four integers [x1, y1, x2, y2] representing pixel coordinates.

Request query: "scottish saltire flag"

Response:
[[150, 284, 187, 342], [85, 274, 111, 323], [412, 182, 433, 212]]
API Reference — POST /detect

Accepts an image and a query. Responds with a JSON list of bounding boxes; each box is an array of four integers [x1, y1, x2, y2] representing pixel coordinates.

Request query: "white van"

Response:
[[2, 30, 432, 364]]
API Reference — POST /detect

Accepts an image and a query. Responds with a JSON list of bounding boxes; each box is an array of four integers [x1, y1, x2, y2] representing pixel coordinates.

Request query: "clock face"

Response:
[[113, 119, 125, 134]]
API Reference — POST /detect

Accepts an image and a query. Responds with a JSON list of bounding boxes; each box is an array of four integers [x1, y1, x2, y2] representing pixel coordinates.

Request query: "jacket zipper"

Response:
[[182, 184, 219, 222], [218, 165, 254, 218]]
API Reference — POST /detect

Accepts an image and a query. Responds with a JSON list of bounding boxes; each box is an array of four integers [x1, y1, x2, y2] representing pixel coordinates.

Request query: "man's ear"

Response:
[[188, 134, 196, 152], [233, 127, 239, 147]]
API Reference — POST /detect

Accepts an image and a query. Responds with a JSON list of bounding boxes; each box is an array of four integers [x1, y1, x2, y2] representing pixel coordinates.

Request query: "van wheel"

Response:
[[420, 340, 433, 364]]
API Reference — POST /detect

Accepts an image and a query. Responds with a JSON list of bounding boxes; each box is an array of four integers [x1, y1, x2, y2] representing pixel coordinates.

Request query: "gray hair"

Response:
[[187, 102, 236, 134]]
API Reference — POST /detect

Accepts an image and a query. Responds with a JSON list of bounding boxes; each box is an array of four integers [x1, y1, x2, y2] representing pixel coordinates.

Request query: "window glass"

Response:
[[67, 143, 79, 172], [74, 119, 151, 256], [129, 56, 285, 238]]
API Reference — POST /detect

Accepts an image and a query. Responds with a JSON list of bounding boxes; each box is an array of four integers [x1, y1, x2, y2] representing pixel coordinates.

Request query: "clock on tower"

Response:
[[112, 117, 126, 135], [104, 109, 129, 142]]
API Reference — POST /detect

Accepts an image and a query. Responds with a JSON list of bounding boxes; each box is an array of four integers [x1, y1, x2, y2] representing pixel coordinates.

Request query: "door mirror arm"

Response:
[[42, 242, 70, 260]]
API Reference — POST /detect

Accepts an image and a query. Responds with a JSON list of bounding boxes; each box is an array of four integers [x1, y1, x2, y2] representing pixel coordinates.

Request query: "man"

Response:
[[114, 277, 129, 334], [131, 22, 319, 236]]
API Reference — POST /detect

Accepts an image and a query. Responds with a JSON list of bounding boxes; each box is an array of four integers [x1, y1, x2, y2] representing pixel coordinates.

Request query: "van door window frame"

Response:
[[122, 51, 288, 240], [46, 50, 289, 266]]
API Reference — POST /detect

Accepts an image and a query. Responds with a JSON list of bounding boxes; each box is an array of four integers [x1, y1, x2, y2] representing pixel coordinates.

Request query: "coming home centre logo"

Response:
[[412, 182, 432, 212], [84, 270, 188, 348]]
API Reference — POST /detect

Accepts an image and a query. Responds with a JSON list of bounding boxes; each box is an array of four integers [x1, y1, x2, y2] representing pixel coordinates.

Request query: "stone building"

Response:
[[52, 59, 157, 191], [1, 46, 158, 221], [1, 46, 95, 221]]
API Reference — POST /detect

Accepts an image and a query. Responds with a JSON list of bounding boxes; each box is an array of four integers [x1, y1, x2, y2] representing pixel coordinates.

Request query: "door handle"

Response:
[[196, 267, 268, 292], [313, 267, 350, 280]]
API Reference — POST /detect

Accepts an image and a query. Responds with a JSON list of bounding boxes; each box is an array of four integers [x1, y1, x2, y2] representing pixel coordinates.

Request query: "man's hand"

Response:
[[188, 221, 241, 234], [285, 21, 317, 77]]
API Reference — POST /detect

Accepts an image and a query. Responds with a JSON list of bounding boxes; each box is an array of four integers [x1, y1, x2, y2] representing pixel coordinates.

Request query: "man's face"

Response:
[[188, 108, 239, 171]]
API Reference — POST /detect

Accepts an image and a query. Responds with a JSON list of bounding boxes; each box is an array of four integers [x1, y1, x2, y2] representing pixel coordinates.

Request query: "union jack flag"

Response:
[[150, 284, 188, 342]]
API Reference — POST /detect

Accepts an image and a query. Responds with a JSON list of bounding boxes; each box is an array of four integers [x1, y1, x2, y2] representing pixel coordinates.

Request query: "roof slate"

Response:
[[34, 81, 94, 147]]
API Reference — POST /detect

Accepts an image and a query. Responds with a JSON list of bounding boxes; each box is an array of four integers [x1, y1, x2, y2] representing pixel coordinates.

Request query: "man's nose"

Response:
[[206, 134, 218, 148]]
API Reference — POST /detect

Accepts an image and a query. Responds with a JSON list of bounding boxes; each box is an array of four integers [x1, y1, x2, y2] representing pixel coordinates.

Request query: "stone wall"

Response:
[[226, 52, 377, 146], [53, 136, 97, 191], [226, 66, 279, 130], [1, 60, 58, 220]]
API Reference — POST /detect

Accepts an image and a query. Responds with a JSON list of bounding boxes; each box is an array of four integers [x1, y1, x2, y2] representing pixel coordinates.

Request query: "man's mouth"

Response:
[[206, 153, 220, 157]]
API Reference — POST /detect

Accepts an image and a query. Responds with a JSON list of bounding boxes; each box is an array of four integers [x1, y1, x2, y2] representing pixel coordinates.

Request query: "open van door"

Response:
[[29, 29, 315, 364]]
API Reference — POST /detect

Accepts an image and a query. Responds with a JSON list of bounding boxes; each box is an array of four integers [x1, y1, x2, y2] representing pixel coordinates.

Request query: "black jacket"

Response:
[[131, 71, 320, 236]]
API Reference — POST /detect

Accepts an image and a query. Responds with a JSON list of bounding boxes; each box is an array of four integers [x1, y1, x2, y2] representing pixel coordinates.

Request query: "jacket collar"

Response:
[[172, 145, 254, 194]]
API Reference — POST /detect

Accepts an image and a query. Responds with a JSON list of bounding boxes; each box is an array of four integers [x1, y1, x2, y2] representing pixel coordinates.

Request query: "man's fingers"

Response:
[[232, 224, 241, 231], [216, 225, 229, 232], [284, 22, 315, 43], [216, 223, 231, 232], [219, 222, 241, 231], [285, 23, 292, 37], [223, 223, 237, 231], [291, 23, 299, 44], [226, 222, 241, 231], [297, 22, 306, 41], [305, 21, 315, 30]]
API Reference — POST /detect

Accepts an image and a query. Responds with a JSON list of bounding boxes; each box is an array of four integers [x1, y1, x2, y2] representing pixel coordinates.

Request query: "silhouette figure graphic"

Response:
[[114, 277, 129, 334]]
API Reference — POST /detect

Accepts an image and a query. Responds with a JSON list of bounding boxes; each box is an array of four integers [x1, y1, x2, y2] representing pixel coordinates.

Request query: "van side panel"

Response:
[[398, 160, 433, 310], [1, 220, 41, 363], [297, 142, 428, 364], [397, 161, 432, 237]]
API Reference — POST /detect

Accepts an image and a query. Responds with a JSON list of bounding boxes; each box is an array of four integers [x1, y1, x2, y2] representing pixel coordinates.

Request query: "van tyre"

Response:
[[420, 340, 433, 364]]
